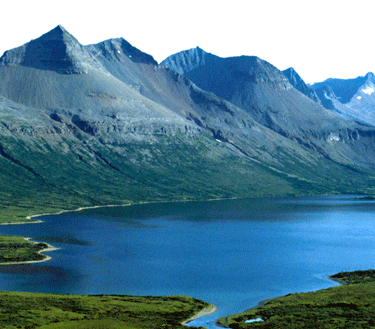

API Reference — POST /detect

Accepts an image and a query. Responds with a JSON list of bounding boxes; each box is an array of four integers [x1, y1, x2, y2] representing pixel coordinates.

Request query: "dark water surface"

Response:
[[1, 196, 375, 328]]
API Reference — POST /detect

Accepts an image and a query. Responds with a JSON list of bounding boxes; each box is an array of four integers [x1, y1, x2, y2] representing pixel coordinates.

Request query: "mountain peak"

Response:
[[49, 24, 68, 35], [0, 25, 103, 74], [160, 47, 217, 75], [282, 67, 321, 104], [284, 67, 296, 74], [87, 37, 157, 66]]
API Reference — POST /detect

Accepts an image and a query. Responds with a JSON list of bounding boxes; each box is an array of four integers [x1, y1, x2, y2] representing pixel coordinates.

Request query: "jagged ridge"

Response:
[[282, 67, 321, 104]]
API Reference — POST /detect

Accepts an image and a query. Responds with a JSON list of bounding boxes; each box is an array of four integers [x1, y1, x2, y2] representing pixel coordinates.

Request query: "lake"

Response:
[[1, 195, 375, 328]]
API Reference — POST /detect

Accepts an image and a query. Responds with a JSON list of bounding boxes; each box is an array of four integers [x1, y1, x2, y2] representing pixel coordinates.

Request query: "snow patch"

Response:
[[245, 318, 264, 323], [327, 133, 340, 142], [362, 86, 374, 95], [357, 96, 362, 100]]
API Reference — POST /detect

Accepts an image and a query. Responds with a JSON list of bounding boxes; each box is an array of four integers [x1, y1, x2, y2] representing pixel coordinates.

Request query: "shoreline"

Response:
[[1, 193, 358, 227], [182, 304, 218, 325], [0, 238, 59, 266], [0, 196, 242, 226], [0, 204, 131, 226], [327, 275, 350, 285], [215, 275, 346, 327], [249, 275, 344, 311]]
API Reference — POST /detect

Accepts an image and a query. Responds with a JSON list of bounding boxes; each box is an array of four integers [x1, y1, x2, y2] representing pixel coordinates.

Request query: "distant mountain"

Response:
[[282, 67, 321, 104], [311, 73, 375, 126], [1, 26, 375, 220], [161, 48, 375, 169], [311, 73, 373, 104]]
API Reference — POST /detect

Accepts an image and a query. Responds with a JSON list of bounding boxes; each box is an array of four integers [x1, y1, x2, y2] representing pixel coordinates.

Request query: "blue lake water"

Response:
[[1, 195, 375, 328]]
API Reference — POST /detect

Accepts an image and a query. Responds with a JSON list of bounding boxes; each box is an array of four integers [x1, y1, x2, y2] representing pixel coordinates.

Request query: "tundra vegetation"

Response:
[[0, 235, 49, 264], [0, 293, 209, 329], [216, 270, 375, 328]]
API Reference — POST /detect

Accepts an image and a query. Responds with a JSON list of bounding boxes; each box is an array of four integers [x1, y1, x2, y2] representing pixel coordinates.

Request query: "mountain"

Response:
[[282, 67, 321, 104], [159, 46, 217, 76], [161, 48, 375, 169], [0, 25, 103, 74], [311, 73, 375, 126], [1, 27, 375, 222]]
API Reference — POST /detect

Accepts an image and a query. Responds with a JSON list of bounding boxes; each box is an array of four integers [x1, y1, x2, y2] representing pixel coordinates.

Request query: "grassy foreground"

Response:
[[216, 270, 375, 328], [0, 293, 210, 329]]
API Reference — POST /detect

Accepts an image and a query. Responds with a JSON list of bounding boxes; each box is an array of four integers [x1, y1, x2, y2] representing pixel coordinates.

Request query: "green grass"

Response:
[[0, 235, 49, 263], [216, 270, 375, 328], [0, 292, 210, 329], [330, 269, 375, 285]]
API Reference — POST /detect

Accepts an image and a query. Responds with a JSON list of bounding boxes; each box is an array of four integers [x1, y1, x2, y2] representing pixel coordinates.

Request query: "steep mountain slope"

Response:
[[159, 46, 217, 76], [282, 67, 321, 104], [161, 48, 375, 170], [1, 26, 375, 222], [313, 85, 357, 120], [0, 26, 198, 142], [311, 73, 375, 126], [87, 38, 375, 182]]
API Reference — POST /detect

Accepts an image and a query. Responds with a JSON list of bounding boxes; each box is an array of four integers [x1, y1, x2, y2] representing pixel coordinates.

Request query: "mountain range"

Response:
[[309, 73, 375, 126], [1, 26, 375, 220]]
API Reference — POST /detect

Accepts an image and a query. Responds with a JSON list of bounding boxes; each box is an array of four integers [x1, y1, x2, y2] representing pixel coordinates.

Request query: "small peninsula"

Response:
[[0, 235, 56, 265]]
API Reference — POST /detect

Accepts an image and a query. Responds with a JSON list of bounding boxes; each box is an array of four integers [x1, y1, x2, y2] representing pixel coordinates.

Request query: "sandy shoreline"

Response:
[[182, 304, 218, 325], [0, 204, 130, 226]]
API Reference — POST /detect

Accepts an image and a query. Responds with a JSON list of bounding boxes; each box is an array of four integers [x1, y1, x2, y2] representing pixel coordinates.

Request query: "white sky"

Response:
[[0, 0, 373, 83]]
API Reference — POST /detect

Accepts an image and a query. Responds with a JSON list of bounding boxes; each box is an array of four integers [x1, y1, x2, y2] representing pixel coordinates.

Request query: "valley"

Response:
[[1, 25, 375, 328]]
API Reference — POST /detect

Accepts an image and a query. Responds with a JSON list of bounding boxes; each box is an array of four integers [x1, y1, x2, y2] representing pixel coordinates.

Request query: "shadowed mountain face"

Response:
[[1, 26, 375, 216]]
